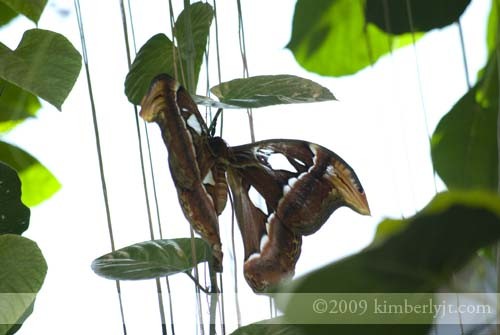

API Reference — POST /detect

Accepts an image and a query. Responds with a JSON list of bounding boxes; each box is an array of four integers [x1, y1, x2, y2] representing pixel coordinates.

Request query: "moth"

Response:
[[140, 74, 370, 292]]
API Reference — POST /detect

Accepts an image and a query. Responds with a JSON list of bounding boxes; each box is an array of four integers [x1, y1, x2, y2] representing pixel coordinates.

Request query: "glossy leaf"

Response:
[[287, 0, 417, 76], [272, 191, 500, 334], [0, 2, 17, 26], [0, 234, 47, 334], [125, 2, 213, 104], [486, 0, 499, 56], [365, 0, 471, 34], [0, 162, 30, 235], [0, 29, 81, 110], [231, 320, 304, 335], [210, 75, 336, 108], [280, 191, 500, 294], [125, 34, 177, 105], [0, 0, 47, 23], [175, 2, 213, 92], [92, 238, 212, 280], [431, 85, 498, 191], [0, 79, 40, 133], [0, 141, 61, 207]]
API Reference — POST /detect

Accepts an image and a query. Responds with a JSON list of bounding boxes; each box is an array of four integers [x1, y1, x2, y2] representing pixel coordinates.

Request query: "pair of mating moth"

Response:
[[140, 74, 370, 292]]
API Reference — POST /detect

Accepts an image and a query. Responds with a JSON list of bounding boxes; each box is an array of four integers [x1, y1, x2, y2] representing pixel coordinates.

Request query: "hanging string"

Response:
[[362, 4, 405, 217], [236, 0, 255, 143], [74, 1, 127, 333], [125, 0, 177, 333], [404, 0, 438, 195], [228, 190, 242, 327], [166, 2, 207, 333], [457, 18, 472, 90], [118, 1, 168, 334]]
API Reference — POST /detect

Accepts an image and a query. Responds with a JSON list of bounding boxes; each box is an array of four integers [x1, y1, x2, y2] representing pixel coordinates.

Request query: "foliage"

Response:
[[287, 0, 471, 76], [125, 2, 213, 104], [92, 238, 213, 280], [0, 1, 81, 333], [0, 163, 47, 335]]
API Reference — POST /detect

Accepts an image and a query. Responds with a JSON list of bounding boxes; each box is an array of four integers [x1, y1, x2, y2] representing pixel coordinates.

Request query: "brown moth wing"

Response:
[[228, 139, 370, 236], [140, 74, 223, 271], [226, 168, 302, 292]]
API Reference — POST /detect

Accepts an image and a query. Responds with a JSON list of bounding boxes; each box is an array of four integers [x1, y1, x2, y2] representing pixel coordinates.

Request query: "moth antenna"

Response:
[[208, 108, 224, 137]]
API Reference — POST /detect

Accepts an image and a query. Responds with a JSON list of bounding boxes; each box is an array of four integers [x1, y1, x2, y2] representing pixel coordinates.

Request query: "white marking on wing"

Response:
[[260, 234, 269, 251], [203, 169, 216, 186], [283, 185, 291, 195], [181, 107, 189, 112], [308, 143, 318, 167], [325, 165, 336, 177], [187, 114, 202, 135], [268, 153, 297, 173], [249, 186, 268, 215], [298, 172, 308, 180], [247, 253, 260, 261], [288, 177, 298, 187]]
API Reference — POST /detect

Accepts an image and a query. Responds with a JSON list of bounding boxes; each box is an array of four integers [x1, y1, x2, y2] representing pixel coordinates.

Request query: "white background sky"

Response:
[[0, 0, 491, 334]]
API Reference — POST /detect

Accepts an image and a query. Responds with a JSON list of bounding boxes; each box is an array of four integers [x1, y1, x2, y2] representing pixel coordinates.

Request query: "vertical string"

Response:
[[166, 2, 206, 333], [457, 18, 472, 90], [118, 1, 168, 334], [125, 0, 177, 333], [363, 3, 405, 217], [236, 0, 255, 143], [494, 2, 500, 333], [73, 1, 127, 334], [404, 0, 438, 195]]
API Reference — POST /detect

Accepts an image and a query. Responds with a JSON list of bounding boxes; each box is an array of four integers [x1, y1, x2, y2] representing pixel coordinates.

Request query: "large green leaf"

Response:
[[287, 0, 417, 77], [431, 85, 498, 191], [210, 75, 336, 108], [0, 2, 17, 26], [125, 2, 213, 104], [92, 238, 212, 280], [365, 0, 471, 34], [486, 0, 499, 56], [0, 162, 29, 235], [281, 191, 500, 294], [0, 234, 47, 334], [175, 2, 213, 92], [0, 29, 81, 110], [261, 191, 500, 335], [0, 79, 40, 133], [231, 320, 304, 335], [0, 0, 46, 23], [124, 34, 177, 105], [0, 141, 60, 207]]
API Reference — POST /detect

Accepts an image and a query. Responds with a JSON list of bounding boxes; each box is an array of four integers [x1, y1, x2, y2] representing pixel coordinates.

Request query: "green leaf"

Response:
[[287, 0, 418, 76], [125, 2, 213, 104], [210, 75, 336, 108], [0, 234, 47, 334], [0, 162, 30, 235], [431, 84, 498, 190], [231, 319, 304, 335], [279, 191, 500, 293], [365, 0, 471, 34], [274, 191, 500, 335], [175, 2, 213, 93], [0, 141, 61, 207], [125, 34, 177, 105], [92, 238, 212, 280], [0, 79, 40, 133], [0, 29, 82, 110], [0, 2, 17, 26], [0, 0, 47, 23], [486, 0, 500, 56]]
